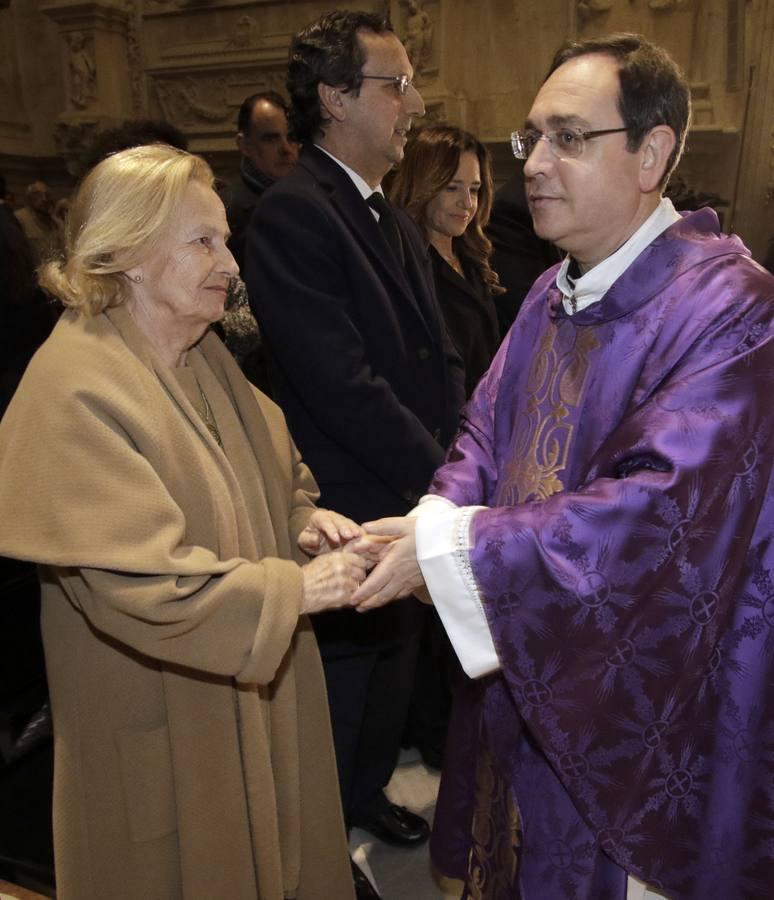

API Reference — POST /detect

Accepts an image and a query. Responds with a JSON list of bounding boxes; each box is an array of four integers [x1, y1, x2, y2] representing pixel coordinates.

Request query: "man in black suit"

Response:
[[245, 11, 465, 897], [225, 92, 299, 273]]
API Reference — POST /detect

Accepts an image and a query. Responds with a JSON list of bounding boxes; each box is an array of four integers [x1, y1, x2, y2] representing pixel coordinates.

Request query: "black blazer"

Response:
[[486, 162, 561, 332], [223, 172, 266, 275], [430, 246, 501, 399], [245, 146, 465, 648]]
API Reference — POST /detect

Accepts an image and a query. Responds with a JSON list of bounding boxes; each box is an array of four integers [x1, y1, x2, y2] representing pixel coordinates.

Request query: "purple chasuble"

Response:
[[428, 209, 774, 900]]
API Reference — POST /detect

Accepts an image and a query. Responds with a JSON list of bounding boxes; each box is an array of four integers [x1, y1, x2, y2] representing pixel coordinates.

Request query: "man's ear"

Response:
[[235, 131, 246, 153], [318, 82, 346, 123], [639, 125, 677, 192]]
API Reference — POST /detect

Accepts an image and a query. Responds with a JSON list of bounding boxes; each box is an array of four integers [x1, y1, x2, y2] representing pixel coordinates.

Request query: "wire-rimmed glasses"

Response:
[[510, 126, 629, 160], [361, 74, 415, 95]]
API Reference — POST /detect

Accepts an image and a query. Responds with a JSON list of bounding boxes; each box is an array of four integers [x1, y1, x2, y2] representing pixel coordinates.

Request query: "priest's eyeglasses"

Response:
[[361, 74, 415, 95], [510, 126, 629, 160]]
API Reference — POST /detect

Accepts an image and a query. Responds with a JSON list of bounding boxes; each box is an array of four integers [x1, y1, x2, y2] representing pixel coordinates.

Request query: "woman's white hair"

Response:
[[39, 144, 214, 316]]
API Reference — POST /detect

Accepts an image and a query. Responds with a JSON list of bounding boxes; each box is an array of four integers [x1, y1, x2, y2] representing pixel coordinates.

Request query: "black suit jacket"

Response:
[[486, 162, 561, 332], [245, 146, 465, 650], [223, 163, 272, 275], [430, 246, 501, 399]]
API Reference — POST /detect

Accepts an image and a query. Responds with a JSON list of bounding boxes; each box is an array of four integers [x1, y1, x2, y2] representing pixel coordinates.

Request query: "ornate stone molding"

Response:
[[41, 0, 129, 35], [577, 0, 613, 23], [151, 68, 286, 131], [66, 30, 98, 110], [402, 1, 434, 76], [649, 0, 692, 9], [154, 75, 233, 126], [125, 0, 145, 114], [42, 1, 133, 170]]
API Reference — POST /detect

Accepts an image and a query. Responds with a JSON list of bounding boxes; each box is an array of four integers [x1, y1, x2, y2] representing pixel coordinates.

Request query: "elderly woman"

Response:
[[390, 125, 503, 398], [0, 145, 364, 900]]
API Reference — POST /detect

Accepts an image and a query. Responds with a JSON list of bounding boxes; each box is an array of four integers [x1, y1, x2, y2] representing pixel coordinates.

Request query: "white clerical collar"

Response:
[[314, 144, 382, 202], [556, 197, 682, 315]]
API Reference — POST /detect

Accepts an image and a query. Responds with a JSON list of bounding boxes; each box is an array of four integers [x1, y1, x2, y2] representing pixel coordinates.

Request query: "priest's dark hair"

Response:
[[287, 10, 393, 144], [548, 33, 690, 187]]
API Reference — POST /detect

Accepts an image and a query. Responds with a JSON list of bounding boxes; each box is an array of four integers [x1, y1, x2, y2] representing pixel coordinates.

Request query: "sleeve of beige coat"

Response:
[[0, 348, 310, 687]]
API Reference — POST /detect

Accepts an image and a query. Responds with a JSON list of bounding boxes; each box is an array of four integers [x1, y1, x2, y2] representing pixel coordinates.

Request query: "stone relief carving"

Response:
[[403, 1, 433, 75], [649, 0, 691, 9], [145, 0, 214, 9], [126, 0, 145, 114], [67, 31, 97, 110], [227, 16, 257, 50], [577, 0, 613, 23], [154, 75, 233, 126]]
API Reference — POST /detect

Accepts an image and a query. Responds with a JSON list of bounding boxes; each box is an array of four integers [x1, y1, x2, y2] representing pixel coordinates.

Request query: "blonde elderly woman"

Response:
[[0, 145, 366, 900]]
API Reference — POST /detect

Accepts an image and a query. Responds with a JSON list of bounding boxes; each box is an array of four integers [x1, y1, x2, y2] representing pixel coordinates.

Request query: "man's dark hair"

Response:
[[0, 172, 6, 198], [81, 119, 189, 174], [236, 91, 289, 136], [287, 10, 393, 144], [547, 33, 690, 187]]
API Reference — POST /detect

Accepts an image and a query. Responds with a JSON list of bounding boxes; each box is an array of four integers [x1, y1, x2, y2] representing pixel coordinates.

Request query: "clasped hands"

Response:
[[297, 510, 423, 616]]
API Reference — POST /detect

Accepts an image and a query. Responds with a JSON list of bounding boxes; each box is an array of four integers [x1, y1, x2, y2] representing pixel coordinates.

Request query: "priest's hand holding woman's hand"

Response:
[[351, 517, 425, 610]]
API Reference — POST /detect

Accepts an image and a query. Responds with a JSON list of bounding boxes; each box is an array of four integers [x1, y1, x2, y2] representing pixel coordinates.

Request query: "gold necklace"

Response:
[[198, 385, 222, 447]]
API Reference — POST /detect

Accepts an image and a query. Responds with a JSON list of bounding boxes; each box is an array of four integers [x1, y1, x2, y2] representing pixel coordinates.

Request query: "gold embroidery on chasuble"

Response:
[[502, 325, 599, 505], [466, 740, 521, 899]]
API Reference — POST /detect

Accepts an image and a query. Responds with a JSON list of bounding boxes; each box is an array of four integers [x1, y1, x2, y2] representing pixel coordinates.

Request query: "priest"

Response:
[[353, 33, 774, 900]]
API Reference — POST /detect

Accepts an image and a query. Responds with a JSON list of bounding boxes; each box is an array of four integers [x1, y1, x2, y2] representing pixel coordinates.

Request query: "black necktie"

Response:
[[367, 192, 405, 267]]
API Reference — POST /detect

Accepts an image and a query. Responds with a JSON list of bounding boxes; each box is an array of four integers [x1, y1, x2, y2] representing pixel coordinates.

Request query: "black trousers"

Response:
[[403, 604, 460, 762], [320, 626, 420, 825]]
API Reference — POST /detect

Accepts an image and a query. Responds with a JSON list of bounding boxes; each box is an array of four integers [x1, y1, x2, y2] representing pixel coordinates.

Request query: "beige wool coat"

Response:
[[0, 305, 354, 900]]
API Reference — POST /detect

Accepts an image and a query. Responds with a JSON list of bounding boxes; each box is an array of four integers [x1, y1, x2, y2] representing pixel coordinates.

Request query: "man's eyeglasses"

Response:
[[510, 126, 629, 160], [361, 74, 415, 95]]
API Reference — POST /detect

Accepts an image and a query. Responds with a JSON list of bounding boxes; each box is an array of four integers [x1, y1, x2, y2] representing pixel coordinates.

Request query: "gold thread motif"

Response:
[[501, 324, 599, 504], [466, 740, 522, 899]]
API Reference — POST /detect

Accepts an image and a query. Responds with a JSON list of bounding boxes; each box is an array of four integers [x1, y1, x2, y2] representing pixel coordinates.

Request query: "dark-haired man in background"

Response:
[[245, 11, 464, 898], [354, 33, 774, 900], [226, 91, 298, 272]]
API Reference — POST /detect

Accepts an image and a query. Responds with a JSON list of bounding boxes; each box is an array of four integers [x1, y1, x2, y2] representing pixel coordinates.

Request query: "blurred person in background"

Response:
[[14, 181, 62, 264]]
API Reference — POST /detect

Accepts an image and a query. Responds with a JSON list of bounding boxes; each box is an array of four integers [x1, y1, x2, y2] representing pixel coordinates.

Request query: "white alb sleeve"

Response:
[[412, 496, 501, 678]]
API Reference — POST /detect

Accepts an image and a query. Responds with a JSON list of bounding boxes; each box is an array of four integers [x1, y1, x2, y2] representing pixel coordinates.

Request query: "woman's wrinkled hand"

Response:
[[300, 551, 369, 615], [298, 509, 363, 556]]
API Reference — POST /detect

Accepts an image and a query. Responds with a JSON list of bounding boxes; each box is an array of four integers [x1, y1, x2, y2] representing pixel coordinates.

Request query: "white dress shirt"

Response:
[[313, 144, 385, 218]]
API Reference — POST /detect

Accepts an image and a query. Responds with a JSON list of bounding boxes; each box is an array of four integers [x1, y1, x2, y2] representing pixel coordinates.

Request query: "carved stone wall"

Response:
[[1, 0, 771, 259]]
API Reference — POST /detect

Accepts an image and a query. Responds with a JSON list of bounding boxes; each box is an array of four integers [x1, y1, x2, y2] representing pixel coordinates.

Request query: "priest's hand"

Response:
[[298, 508, 363, 556], [351, 517, 424, 611], [300, 551, 368, 615]]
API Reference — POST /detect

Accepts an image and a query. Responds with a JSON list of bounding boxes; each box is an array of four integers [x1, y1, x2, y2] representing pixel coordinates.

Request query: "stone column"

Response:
[[729, 0, 774, 262], [41, 0, 133, 174]]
